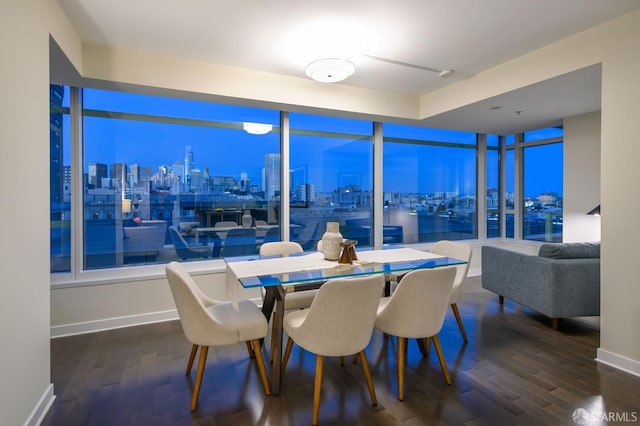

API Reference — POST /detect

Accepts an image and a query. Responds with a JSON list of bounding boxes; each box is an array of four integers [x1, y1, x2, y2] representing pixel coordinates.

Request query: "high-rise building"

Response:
[[50, 85, 64, 220], [88, 163, 108, 188], [240, 171, 250, 192], [184, 145, 194, 188], [110, 163, 128, 193], [296, 184, 315, 204], [264, 153, 280, 201], [172, 162, 184, 184]]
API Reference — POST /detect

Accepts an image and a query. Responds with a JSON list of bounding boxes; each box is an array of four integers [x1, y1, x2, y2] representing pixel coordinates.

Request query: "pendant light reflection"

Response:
[[243, 122, 273, 135]]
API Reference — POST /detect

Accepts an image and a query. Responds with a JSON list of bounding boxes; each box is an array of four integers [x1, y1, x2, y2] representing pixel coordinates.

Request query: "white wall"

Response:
[[598, 10, 640, 373], [563, 111, 601, 243], [1, 1, 60, 424]]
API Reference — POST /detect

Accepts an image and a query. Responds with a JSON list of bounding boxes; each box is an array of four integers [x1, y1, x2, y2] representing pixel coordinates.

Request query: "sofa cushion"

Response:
[[538, 242, 600, 259]]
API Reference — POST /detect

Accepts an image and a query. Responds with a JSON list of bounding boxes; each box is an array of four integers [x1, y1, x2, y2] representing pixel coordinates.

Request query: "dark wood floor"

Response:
[[43, 276, 640, 425]]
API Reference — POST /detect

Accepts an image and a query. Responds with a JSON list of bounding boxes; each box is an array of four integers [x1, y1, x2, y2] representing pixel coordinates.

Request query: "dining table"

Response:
[[224, 246, 467, 394]]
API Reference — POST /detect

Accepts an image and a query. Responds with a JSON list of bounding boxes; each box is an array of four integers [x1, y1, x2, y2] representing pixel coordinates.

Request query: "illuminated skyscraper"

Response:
[[264, 153, 280, 201], [184, 145, 194, 188]]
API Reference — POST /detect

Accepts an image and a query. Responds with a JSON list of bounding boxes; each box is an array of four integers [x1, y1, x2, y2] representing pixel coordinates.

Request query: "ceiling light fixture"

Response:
[[362, 53, 454, 78], [243, 122, 273, 135], [305, 58, 356, 83]]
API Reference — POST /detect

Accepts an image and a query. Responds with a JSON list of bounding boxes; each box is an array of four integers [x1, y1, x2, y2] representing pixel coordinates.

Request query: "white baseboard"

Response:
[[25, 383, 55, 426], [596, 348, 640, 378], [50, 297, 264, 338], [50, 309, 179, 338]]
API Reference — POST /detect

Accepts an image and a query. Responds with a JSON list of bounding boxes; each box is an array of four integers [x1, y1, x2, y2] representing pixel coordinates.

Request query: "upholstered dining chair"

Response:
[[375, 267, 456, 400], [259, 241, 318, 360], [281, 274, 384, 426], [165, 261, 270, 411], [430, 240, 473, 342], [222, 227, 258, 257], [168, 226, 212, 260]]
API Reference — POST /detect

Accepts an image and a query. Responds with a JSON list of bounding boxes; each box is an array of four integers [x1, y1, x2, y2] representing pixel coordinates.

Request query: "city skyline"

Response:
[[61, 86, 563, 198]]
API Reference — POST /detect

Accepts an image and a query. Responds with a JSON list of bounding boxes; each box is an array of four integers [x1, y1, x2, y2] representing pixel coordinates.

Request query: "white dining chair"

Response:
[[259, 241, 318, 360], [215, 221, 239, 228], [281, 274, 384, 426], [430, 240, 473, 342], [375, 267, 456, 400], [165, 261, 271, 411]]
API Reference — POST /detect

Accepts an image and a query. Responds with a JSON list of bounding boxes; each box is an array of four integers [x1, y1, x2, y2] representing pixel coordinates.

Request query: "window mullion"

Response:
[[373, 122, 383, 249], [70, 87, 84, 277]]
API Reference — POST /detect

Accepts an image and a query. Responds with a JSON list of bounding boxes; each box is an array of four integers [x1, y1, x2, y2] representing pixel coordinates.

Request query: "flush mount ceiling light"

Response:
[[243, 122, 273, 135], [362, 53, 455, 78], [305, 58, 356, 83]]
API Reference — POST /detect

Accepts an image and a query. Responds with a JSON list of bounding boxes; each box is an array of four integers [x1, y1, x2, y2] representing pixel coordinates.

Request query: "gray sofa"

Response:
[[481, 242, 600, 329]]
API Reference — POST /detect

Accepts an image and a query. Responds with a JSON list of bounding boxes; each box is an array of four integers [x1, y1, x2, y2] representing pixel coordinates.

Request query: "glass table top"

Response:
[[224, 249, 466, 288]]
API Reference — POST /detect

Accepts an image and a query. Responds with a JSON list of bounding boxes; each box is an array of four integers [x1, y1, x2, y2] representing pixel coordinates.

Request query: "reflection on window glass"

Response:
[[505, 134, 515, 145], [82, 89, 280, 269], [487, 147, 500, 238], [524, 127, 563, 142], [289, 113, 373, 248], [523, 142, 563, 242], [383, 124, 477, 243], [50, 85, 71, 273], [505, 149, 514, 210], [506, 213, 515, 238], [486, 134, 499, 147]]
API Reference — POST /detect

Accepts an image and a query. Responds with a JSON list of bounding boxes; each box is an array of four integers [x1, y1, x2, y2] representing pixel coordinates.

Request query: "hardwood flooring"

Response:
[[42, 276, 640, 425]]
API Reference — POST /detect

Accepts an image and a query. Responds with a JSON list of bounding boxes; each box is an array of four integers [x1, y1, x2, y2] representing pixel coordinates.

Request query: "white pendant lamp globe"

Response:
[[305, 58, 356, 83]]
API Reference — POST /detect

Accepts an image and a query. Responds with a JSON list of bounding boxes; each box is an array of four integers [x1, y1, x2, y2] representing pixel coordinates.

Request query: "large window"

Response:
[[50, 83, 565, 278], [56, 88, 281, 270], [505, 147, 515, 238], [523, 131, 563, 242], [383, 125, 477, 243], [486, 134, 500, 238], [289, 113, 373, 248], [50, 85, 71, 273]]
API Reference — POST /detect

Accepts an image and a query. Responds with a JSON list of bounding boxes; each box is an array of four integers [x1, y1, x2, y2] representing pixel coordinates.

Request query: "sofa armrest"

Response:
[[546, 259, 600, 316]]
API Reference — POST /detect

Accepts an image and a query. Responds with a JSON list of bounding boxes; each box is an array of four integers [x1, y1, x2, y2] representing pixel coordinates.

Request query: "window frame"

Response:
[[51, 84, 564, 287]]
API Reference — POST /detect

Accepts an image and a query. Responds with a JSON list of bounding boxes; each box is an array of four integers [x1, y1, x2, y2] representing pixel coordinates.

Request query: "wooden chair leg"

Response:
[[270, 320, 276, 363], [397, 336, 406, 400], [358, 350, 377, 406], [312, 355, 324, 426], [424, 337, 431, 357], [281, 337, 294, 374], [417, 337, 428, 356], [191, 346, 209, 411], [551, 318, 559, 330], [431, 335, 451, 385], [186, 344, 198, 375], [499, 295, 504, 304], [246, 341, 255, 358], [339, 356, 345, 366], [451, 303, 468, 342], [251, 339, 271, 396]]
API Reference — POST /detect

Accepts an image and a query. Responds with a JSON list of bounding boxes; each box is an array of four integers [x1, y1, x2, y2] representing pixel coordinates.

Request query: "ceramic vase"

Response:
[[321, 222, 343, 260], [242, 210, 253, 228]]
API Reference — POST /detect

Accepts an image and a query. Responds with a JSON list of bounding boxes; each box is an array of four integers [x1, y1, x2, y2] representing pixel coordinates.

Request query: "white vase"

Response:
[[321, 222, 343, 261], [242, 210, 253, 227]]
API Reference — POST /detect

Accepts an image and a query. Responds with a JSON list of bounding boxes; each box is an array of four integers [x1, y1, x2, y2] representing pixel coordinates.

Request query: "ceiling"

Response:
[[55, 0, 640, 134]]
